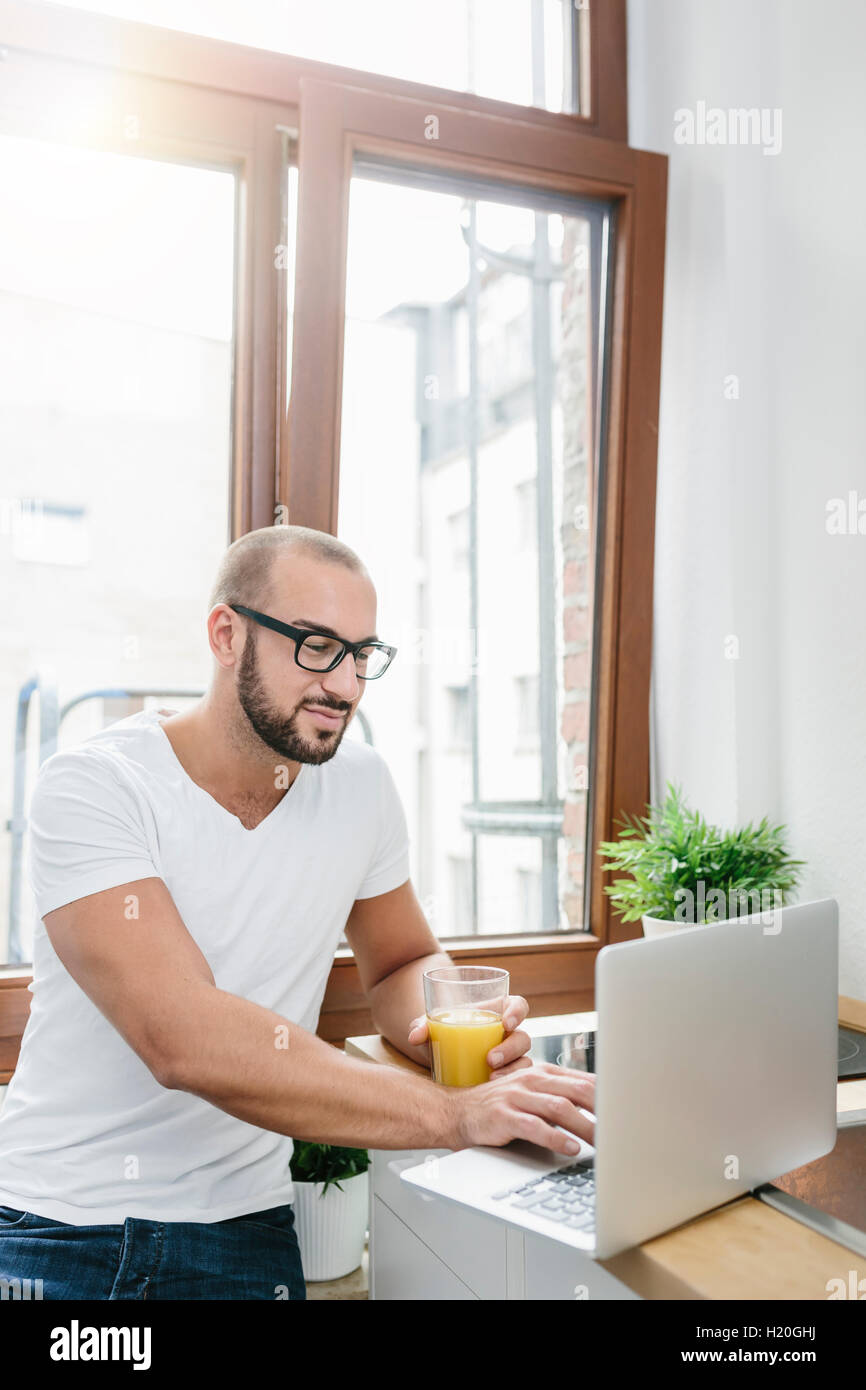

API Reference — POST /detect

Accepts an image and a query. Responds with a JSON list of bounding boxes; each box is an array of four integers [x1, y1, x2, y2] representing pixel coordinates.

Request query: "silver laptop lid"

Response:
[[593, 898, 838, 1258]]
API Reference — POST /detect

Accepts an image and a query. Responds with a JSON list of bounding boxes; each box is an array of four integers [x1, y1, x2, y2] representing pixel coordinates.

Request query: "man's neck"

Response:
[[159, 700, 302, 814]]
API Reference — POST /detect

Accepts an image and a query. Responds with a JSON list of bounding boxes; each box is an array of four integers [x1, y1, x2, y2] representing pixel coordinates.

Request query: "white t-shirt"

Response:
[[0, 710, 410, 1225]]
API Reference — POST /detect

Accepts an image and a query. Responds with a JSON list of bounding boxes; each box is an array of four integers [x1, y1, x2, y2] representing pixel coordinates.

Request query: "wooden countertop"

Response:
[[345, 1003, 866, 1301]]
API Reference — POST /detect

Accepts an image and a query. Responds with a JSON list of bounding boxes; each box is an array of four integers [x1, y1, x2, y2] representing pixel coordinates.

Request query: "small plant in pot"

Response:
[[289, 1143, 370, 1282], [597, 783, 805, 937]]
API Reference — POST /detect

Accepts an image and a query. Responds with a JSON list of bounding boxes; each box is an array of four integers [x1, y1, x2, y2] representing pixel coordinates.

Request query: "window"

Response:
[[0, 67, 299, 965], [288, 79, 665, 977], [336, 162, 609, 939], [0, 131, 239, 963], [0, 4, 662, 1034]]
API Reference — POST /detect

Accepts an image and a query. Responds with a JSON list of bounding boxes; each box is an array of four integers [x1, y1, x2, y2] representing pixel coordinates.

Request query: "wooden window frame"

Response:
[[286, 78, 666, 1037], [0, 0, 663, 1054]]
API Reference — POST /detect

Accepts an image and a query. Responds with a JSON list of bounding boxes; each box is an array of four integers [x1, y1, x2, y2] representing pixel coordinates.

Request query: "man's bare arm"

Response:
[[344, 880, 533, 1073], [43, 877, 595, 1155], [344, 879, 453, 1067], [43, 876, 459, 1149]]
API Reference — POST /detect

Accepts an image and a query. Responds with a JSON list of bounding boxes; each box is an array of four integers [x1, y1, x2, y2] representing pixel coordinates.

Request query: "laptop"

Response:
[[400, 898, 839, 1260]]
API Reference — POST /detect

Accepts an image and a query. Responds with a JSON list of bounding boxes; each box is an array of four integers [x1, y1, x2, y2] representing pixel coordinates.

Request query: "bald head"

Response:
[[208, 525, 369, 613]]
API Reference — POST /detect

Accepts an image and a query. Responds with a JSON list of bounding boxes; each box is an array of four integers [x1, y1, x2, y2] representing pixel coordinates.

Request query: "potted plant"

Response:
[[289, 1142, 370, 1281], [597, 783, 804, 937]]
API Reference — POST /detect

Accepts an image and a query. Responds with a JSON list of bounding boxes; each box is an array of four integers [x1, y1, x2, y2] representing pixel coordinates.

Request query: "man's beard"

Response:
[[235, 629, 348, 764]]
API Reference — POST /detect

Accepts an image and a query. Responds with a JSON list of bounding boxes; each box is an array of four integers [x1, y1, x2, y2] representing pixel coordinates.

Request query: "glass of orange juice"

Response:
[[423, 966, 510, 1087]]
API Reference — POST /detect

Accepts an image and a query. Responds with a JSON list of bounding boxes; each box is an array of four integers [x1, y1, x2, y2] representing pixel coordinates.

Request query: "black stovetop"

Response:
[[837, 1026, 866, 1079], [530, 1026, 866, 1080]]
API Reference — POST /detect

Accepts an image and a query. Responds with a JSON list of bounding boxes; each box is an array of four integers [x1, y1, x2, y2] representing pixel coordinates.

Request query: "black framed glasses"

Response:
[[228, 605, 397, 680]]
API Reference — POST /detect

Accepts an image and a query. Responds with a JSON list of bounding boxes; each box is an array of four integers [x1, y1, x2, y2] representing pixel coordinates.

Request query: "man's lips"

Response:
[[304, 705, 345, 725]]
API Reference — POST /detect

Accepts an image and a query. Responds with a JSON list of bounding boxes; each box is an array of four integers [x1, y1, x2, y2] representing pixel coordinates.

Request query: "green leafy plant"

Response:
[[597, 783, 805, 925], [289, 1142, 370, 1197]]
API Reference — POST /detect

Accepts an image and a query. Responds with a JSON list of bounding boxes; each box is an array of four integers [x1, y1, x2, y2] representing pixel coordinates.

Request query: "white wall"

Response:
[[629, 0, 866, 996]]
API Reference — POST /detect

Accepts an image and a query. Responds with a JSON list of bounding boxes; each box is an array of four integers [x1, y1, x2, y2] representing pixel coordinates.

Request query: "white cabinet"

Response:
[[370, 1199, 481, 1300], [369, 1150, 508, 1300], [369, 1148, 640, 1301], [522, 1231, 640, 1300]]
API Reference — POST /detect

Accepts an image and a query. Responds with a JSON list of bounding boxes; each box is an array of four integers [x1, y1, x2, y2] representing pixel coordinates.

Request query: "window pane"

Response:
[[337, 162, 610, 938], [479, 835, 542, 936], [49, 0, 578, 113], [0, 135, 235, 963]]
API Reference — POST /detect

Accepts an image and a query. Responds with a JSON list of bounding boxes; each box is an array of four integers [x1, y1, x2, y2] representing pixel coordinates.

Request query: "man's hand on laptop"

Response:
[[407, 998, 596, 1156], [407, 994, 533, 1073], [452, 1063, 596, 1156]]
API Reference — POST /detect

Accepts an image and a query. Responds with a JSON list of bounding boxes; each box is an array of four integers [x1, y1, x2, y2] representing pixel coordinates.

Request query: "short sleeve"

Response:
[[354, 754, 411, 900], [26, 749, 160, 918]]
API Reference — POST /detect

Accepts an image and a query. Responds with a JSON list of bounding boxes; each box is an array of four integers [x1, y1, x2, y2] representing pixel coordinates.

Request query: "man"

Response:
[[0, 525, 596, 1300]]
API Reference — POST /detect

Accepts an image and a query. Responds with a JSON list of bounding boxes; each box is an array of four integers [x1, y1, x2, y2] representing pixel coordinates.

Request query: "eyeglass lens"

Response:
[[297, 633, 389, 678]]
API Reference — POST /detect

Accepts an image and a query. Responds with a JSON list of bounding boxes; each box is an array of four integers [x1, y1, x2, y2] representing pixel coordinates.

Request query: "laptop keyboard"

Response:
[[489, 1161, 596, 1234]]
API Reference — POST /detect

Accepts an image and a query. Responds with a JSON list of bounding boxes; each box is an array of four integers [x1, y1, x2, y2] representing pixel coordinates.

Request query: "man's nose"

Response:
[[319, 651, 361, 703]]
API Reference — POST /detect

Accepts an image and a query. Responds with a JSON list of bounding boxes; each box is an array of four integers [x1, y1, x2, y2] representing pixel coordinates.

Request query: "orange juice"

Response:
[[427, 1007, 505, 1087]]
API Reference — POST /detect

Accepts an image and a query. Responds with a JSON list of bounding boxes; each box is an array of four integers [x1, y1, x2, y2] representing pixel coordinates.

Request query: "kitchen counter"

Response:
[[345, 1002, 866, 1300]]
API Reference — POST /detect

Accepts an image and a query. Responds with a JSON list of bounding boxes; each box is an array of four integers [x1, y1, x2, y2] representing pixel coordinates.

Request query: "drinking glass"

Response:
[[423, 965, 510, 1087]]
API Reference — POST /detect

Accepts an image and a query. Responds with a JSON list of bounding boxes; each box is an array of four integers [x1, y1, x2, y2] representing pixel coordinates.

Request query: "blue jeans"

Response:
[[0, 1201, 306, 1300]]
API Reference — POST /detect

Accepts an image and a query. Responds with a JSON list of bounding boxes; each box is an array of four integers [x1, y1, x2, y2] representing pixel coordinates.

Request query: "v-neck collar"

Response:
[[151, 712, 306, 833]]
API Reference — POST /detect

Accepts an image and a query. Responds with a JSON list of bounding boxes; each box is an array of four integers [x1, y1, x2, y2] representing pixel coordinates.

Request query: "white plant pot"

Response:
[[292, 1170, 369, 1282], [641, 913, 688, 939]]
